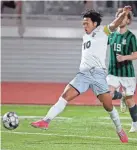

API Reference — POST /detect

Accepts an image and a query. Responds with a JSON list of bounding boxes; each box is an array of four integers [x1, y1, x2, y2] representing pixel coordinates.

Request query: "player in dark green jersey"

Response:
[[107, 8, 137, 132]]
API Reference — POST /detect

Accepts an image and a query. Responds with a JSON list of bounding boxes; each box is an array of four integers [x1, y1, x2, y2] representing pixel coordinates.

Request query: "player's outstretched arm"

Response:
[[109, 6, 132, 32]]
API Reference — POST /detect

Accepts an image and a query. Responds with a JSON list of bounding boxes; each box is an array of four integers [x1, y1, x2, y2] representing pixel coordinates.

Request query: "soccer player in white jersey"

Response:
[[31, 6, 131, 143]]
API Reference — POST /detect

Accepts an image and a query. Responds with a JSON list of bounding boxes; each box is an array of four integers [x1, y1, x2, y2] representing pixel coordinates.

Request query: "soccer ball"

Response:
[[2, 112, 19, 130]]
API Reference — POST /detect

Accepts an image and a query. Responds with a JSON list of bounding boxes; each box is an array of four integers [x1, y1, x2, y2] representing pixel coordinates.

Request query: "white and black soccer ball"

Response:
[[2, 112, 19, 130]]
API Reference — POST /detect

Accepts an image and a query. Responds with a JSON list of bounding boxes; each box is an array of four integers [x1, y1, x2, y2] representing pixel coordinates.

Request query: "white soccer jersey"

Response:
[[79, 25, 110, 71]]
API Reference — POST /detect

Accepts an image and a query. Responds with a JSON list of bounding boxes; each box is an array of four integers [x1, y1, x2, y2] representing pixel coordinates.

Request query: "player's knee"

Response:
[[62, 92, 69, 101], [102, 98, 113, 111], [103, 103, 113, 111], [98, 93, 113, 111], [62, 86, 79, 101], [112, 91, 122, 100], [62, 92, 76, 102], [125, 96, 134, 107]]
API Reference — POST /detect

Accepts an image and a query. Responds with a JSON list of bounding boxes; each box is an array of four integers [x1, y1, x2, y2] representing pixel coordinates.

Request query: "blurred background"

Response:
[[1, 0, 137, 105]]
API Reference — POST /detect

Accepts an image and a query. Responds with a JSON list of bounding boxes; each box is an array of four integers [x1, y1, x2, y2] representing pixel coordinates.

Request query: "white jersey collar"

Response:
[[85, 26, 101, 37]]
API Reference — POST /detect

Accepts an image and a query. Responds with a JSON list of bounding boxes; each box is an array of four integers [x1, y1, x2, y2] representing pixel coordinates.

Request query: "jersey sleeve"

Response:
[[103, 25, 112, 36], [131, 35, 137, 52]]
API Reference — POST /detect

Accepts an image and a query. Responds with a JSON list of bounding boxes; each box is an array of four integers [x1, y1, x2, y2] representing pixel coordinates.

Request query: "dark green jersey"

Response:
[[108, 30, 137, 77]]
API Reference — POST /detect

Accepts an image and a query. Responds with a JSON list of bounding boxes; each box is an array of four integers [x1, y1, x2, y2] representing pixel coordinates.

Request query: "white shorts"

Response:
[[107, 74, 136, 96], [70, 68, 109, 96]]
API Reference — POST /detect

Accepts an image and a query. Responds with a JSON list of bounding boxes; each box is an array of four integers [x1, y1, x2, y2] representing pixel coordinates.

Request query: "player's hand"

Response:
[[123, 6, 132, 15], [116, 54, 126, 62]]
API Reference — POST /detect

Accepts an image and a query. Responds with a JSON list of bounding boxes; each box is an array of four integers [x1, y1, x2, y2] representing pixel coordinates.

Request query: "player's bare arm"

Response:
[[109, 6, 132, 32], [116, 52, 137, 62]]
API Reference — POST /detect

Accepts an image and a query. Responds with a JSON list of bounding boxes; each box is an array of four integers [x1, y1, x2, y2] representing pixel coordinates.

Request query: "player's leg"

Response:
[[98, 93, 122, 130], [98, 93, 121, 132], [106, 75, 123, 100], [42, 84, 79, 123], [121, 77, 137, 132], [98, 93, 128, 143], [107, 75, 126, 112], [91, 69, 128, 143], [125, 96, 137, 132], [31, 72, 89, 129]]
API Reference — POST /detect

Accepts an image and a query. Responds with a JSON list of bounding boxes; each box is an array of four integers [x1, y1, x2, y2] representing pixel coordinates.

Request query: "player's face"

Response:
[[118, 15, 130, 28], [82, 18, 97, 34]]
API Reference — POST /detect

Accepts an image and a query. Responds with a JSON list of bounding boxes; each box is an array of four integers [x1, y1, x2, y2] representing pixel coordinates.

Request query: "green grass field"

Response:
[[1, 105, 137, 150]]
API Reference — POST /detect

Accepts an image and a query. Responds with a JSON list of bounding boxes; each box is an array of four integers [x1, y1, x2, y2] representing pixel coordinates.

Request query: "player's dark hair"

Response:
[[82, 9, 102, 27]]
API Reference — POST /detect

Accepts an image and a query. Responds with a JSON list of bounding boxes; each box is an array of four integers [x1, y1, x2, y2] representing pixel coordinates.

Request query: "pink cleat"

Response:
[[117, 129, 128, 143], [31, 120, 49, 129]]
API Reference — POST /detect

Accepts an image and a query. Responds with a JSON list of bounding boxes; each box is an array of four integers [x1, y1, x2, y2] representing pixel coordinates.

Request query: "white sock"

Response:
[[108, 107, 122, 132], [43, 97, 68, 122], [133, 121, 137, 127]]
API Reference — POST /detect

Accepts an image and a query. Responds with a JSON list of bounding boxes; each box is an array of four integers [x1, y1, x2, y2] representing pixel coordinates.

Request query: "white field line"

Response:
[[19, 116, 72, 120], [1, 131, 137, 142], [0, 116, 72, 120], [24, 116, 130, 120], [0, 116, 131, 127], [46, 123, 132, 134], [0, 116, 131, 120], [94, 122, 131, 126], [101, 117, 131, 120]]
